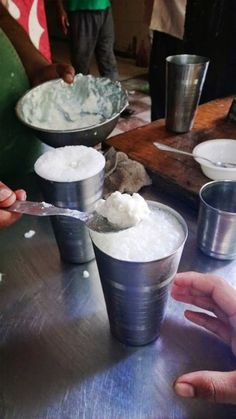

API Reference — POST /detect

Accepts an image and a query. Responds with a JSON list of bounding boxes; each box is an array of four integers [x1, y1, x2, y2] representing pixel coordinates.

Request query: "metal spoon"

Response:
[[154, 142, 236, 168], [7, 200, 128, 233]]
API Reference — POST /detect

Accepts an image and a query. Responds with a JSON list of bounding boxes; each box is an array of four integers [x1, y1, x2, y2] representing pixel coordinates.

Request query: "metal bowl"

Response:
[[15, 74, 128, 148]]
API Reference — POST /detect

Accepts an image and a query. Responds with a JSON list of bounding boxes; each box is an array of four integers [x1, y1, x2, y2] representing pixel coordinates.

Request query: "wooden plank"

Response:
[[106, 97, 236, 208]]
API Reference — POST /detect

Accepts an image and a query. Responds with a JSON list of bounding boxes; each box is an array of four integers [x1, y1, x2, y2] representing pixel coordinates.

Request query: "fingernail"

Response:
[[66, 74, 74, 83], [0, 188, 12, 201], [18, 190, 27, 200], [174, 382, 195, 398]]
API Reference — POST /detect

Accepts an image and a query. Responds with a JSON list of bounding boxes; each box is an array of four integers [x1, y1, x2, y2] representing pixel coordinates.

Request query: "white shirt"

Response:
[[150, 0, 187, 40]]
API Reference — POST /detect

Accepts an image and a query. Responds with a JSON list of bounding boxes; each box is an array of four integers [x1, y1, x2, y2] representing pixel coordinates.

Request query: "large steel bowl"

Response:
[[15, 75, 128, 148]]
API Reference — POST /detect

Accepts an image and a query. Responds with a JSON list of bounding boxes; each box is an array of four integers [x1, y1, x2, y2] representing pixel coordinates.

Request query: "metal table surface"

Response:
[[1, 173, 236, 419]]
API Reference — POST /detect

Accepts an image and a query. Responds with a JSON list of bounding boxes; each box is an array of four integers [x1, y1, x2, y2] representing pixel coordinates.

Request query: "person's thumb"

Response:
[[173, 370, 236, 404]]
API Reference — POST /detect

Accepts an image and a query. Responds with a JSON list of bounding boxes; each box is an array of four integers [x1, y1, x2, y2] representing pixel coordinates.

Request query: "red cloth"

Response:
[[6, 0, 51, 61]]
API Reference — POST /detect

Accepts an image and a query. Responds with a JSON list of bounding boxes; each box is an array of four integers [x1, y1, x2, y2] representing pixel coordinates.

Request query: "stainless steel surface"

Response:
[[16, 76, 128, 148], [91, 201, 188, 346], [1, 174, 236, 419], [38, 169, 104, 264], [7, 200, 130, 233], [154, 142, 236, 168], [197, 180, 236, 259], [165, 54, 209, 133]]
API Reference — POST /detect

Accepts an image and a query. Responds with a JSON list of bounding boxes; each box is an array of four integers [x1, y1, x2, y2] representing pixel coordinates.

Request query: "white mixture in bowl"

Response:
[[91, 202, 186, 262], [18, 74, 126, 131], [95, 191, 150, 228], [34, 145, 105, 182]]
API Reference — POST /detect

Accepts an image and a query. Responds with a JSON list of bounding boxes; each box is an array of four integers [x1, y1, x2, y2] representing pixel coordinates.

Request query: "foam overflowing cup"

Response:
[[90, 200, 188, 346], [34, 145, 105, 264]]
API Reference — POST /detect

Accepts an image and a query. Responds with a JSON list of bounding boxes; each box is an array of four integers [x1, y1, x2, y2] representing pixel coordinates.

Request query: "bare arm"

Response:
[[0, 3, 74, 85]]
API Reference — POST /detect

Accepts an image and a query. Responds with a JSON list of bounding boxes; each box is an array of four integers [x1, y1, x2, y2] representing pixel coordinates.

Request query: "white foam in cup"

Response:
[[91, 202, 186, 262], [34, 145, 105, 182]]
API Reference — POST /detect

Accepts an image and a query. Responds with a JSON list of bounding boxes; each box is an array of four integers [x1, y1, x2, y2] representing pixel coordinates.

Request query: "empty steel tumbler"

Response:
[[166, 54, 209, 133], [197, 180, 236, 260]]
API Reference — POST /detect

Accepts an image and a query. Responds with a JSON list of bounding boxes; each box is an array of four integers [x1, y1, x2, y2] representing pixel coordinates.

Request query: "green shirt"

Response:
[[0, 29, 42, 179], [66, 0, 110, 11]]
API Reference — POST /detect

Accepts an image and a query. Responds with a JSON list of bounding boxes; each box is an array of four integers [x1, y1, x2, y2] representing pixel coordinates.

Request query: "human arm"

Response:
[[0, 3, 74, 85], [0, 182, 26, 228], [171, 271, 236, 404], [56, 0, 70, 36]]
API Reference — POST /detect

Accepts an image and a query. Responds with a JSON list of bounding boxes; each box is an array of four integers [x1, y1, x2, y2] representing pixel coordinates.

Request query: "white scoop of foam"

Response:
[[95, 191, 150, 229]]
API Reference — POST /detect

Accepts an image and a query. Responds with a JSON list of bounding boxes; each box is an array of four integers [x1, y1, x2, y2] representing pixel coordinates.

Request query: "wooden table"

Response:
[[106, 96, 236, 207]]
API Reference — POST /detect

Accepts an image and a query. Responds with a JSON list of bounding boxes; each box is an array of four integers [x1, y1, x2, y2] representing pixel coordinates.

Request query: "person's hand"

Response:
[[0, 182, 26, 229], [31, 63, 75, 86], [56, 1, 70, 35], [171, 271, 236, 404], [59, 8, 70, 35]]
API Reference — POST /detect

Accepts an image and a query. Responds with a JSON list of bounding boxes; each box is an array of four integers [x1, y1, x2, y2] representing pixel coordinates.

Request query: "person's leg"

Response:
[[94, 7, 119, 81], [68, 11, 97, 75], [149, 31, 184, 121]]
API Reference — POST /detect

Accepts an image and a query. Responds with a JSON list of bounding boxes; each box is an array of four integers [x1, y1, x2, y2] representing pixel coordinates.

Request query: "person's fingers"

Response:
[[171, 291, 214, 309], [0, 182, 16, 207], [62, 15, 69, 35], [56, 63, 75, 83], [32, 64, 75, 86], [173, 272, 236, 323], [173, 272, 220, 297], [184, 310, 231, 345], [0, 211, 22, 229], [174, 370, 236, 404], [0, 184, 26, 228], [15, 189, 26, 201]]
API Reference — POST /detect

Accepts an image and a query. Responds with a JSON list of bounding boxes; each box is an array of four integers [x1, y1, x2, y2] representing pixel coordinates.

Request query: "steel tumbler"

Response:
[[38, 169, 104, 264], [91, 202, 188, 346], [165, 54, 209, 133], [197, 180, 236, 260]]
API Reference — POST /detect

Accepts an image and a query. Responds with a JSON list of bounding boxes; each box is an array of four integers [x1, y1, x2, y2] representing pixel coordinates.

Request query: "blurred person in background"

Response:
[[56, 0, 134, 117], [146, 0, 186, 121], [56, 0, 119, 80], [147, 0, 236, 121]]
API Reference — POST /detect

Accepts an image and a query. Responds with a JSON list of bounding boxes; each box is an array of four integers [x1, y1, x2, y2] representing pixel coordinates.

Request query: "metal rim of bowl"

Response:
[[15, 77, 129, 134]]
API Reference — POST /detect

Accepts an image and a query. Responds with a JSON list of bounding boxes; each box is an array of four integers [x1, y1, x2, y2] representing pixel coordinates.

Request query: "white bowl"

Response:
[[193, 139, 236, 180]]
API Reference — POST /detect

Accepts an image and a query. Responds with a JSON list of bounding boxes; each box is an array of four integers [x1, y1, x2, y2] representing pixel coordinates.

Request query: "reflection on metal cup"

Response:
[[38, 170, 104, 264], [197, 180, 236, 260], [165, 54, 209, 133], [91, 202, 188, 346]]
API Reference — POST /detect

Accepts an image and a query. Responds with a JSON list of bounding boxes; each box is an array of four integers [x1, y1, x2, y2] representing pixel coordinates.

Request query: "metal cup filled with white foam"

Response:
[[90, 194, 188, 346], [34, 145, 105, 264]]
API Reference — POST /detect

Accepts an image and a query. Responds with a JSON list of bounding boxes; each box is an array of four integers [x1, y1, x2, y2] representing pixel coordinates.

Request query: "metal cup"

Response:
[[197, 180, 236, 260], [37, 169, 104, 264], [91, 202, 188, 346], [165, 54, 209, 133]]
